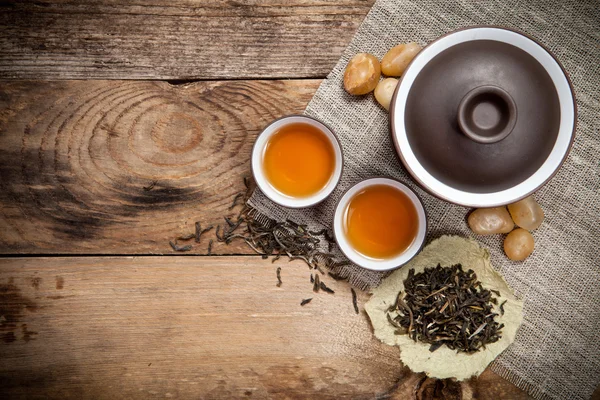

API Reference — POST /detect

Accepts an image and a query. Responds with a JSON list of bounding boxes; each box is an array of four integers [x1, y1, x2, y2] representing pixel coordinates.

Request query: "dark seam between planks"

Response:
[[0, 76, 328, 82], [164, 76, 326, 85], [0, 254, 266, 258], [0, 10, 369, 18]]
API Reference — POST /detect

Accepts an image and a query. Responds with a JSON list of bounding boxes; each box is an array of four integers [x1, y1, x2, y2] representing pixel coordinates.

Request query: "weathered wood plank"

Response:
[[0, 79, 319, 254], [0, 256, 531, 399], [0, 0, 374, 80]]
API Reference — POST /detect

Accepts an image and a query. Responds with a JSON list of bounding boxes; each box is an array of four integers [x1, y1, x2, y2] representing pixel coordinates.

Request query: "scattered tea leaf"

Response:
[[224, 217, 236, 228], [143, 181, 157, 191], [313, 274, 320, 293], [276, 267, 282, 287], [207, 239, 213, 255], [176, 177, 347, 298], [215, 225, 225, 242], [301, 298, 312, 306], [195, 222, 202, 243], [229, 193, 244, 210], [169, 240, 192, 252], [429, 342, 443, 352], [319, 281, 335, 294], [351, 288, 359, 314]]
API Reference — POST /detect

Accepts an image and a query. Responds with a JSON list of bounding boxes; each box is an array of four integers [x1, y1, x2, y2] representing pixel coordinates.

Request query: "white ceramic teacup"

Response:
[[251, 115, 343, 208], [333, 177, 427, 271]]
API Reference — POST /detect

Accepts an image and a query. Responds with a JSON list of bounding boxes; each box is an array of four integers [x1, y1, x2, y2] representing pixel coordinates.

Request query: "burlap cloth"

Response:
[[249, 1, 600, 398]]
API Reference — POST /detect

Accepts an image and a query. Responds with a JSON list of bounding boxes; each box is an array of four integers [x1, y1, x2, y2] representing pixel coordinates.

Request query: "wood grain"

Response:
[[0, 0, 374, 80], [0, 256, 531, 399], [0, 79, 318, 254]]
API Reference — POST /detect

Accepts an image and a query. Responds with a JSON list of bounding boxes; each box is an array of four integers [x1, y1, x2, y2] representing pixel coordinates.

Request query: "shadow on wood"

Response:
[[0, 80, 318, 254]]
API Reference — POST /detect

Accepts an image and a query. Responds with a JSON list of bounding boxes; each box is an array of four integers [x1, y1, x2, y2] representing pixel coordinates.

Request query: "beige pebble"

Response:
[[374, 78, 399, 111], [468, 207, 514, 235], [343, 53, 381, 95], [381, 42, 422, 77], [504, 228, 535, 261], [507, 196, 544, 231]]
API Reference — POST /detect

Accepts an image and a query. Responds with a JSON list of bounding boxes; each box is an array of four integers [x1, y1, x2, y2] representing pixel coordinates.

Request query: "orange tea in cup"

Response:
[[343, 184, 418, 259], [263, 122, 335, 198]]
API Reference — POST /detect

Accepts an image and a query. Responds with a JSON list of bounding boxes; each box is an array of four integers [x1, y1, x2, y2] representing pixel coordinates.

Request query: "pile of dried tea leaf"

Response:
[[169, 177, 360, 312], [366, 236, 523, 380], [170, 177, 344, 270], [386, 264, 504, 353], [216, 204, 358, 303], [215, 205, 349, 275]]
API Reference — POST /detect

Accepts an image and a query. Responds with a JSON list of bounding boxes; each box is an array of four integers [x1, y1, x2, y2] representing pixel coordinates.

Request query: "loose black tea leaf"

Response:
[[169, 240, 192, 252], [213, 207, 341, 274], [224, 216, 235, 228], [215, 225, 225, 242], [500, 300, 507, 316], [351, 288, 359, 314], [429, 342, 443, 352], [177, 177, 347, 296], [229, 193, 244, 210], [310, 274, 314, 283], [385, 264, 503, 353], [276, 267, 282, 287], [178, 233, 196, 241], [313, 274, 320, 293], [319, 282, 335, 294], [387, 313, 403, 329], [207, 239, 213, 255], [143, 181, 157, 191], [300, 298, 312, 306], [195, 222, 202, 243]]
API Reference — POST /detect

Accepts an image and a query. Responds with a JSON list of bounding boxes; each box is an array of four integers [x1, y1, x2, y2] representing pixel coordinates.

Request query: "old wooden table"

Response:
[[0, 2, 587, 399]]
